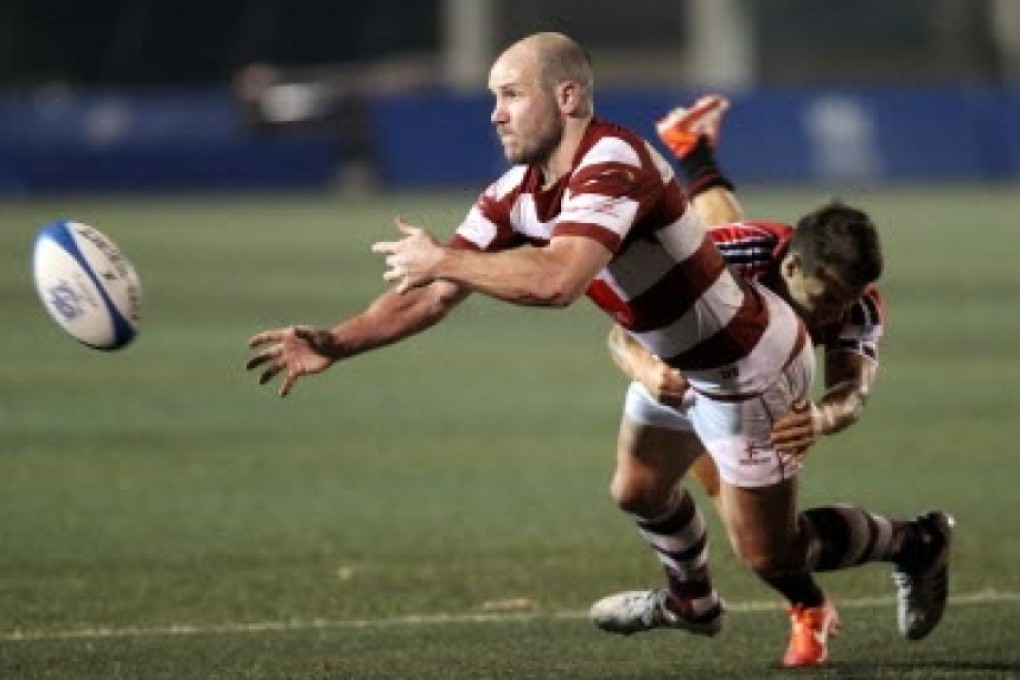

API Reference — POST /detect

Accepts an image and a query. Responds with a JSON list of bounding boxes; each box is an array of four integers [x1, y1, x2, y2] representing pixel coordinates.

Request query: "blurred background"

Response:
[[1, 0, 1018, 195]]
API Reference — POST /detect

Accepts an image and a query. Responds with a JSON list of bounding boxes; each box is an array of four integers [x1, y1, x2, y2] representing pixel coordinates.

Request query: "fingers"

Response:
[[774, 434, 814, 453], [394, 215, 418, 234], [248, 329, 281, 348], [771, 421, 814, 447], [245, 327, 296, 396], [371, 217, 420, 255], [259, 362, 283, 386], [245, 344, 280, 371], [246, 345, 283, 385], [383, 260, 401, 281], [249, 350, 302, 397], [278, 364, 302, 397], [771, 402, 816, 456]]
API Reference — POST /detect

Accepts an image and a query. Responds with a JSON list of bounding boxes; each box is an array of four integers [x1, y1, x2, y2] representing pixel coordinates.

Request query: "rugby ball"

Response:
[[32, 220, 142, 350]]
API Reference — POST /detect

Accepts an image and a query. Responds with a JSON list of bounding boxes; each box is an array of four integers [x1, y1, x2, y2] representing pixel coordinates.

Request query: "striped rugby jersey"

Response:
[[709, 221, 884, 363], [450, 118, 804, 397]]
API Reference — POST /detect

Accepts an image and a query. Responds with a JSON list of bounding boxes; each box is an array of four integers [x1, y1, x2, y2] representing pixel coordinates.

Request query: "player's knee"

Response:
[[608, 473, 640, 512], [734, 541, 804, 578], [743, 552, 784, 577], [609, 471, 671, 518]]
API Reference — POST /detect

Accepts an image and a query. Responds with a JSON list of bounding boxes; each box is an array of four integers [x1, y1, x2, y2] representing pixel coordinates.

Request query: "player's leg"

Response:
[[689, 452, 722, 514], [800, 503, 954, 640], [590, 383, 724, 637], [718, 477, 839, 667], [691, 333, 838, 667], [656, 95, 729, 158], [656, 94, 744, 227]]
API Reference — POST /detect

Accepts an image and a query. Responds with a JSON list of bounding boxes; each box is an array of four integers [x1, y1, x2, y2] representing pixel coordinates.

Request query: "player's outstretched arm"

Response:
[[246, 280, 468, 397], [375, 217, 610, 308]]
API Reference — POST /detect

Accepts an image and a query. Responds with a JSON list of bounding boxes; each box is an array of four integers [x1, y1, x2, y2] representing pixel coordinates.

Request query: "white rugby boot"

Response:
[[589, 589, 724, 637]]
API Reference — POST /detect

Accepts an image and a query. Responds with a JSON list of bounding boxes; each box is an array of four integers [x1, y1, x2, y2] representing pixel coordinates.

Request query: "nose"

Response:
[[490, 100, 506, 125]]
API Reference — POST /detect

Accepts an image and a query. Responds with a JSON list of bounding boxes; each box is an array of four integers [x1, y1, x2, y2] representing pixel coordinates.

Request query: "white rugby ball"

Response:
[[32, 220, 143, 350]]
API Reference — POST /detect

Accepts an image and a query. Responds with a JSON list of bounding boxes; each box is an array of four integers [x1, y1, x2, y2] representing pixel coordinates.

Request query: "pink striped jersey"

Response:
[[708, 221, 884, 363], [450, 118, 804, 397]]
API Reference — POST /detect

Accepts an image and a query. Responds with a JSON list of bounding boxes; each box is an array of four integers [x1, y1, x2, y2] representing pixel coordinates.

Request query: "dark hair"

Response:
[[791, 200, 883, 288]]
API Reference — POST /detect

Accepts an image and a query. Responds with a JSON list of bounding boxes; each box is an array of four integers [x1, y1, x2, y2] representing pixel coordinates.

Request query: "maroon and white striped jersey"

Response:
[[450, 118, 804, 397], [708, 221, 884, 363]]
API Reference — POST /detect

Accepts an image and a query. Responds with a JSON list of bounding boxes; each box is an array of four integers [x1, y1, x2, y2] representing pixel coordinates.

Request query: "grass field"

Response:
[[1, 186, 1019, 679]]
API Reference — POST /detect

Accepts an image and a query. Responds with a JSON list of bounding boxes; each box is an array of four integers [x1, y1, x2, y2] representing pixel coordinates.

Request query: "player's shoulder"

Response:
[[587, 118, 645, 148], [482, 165, 530, 202], [571, 119, 674, 192], [710, 220, 792, 247], [846, 284, 886, 326], [578, 121, 646, 166]]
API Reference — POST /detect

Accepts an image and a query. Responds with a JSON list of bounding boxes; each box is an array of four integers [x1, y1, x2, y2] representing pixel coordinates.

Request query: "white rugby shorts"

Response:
[[623, 336, 815, 488]]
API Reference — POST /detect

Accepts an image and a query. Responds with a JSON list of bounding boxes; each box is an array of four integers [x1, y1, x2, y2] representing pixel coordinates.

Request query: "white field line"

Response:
[[2, 589, 1017, 643]]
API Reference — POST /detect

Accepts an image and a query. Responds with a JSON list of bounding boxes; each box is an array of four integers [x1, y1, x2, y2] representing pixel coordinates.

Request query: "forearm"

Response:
[[771, 355, 874, 453], [608, 324, 655, 382], [607, 323, 690, 405], [329, 282, 466, 358], [436, 240, 601, 308], [812, 380, 869, 436]]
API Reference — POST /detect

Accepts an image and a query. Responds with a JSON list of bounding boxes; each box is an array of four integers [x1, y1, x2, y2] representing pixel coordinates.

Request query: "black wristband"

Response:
[[679, 136, 735, 197]]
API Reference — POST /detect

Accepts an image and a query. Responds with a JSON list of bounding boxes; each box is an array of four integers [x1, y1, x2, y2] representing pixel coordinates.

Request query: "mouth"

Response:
[[497, 134, 517, 152]]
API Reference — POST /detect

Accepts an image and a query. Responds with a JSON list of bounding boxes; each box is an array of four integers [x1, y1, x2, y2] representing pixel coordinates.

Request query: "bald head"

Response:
[[522, 33, 593, 94], [488, 33, 595, 167], [496, 32, 594, 116]]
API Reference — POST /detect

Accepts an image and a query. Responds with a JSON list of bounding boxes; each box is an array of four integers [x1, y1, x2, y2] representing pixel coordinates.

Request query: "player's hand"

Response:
[[639, 358, 691, 407], [770, 400, 818, 458], [372, 217, 444, 293], [246, 325, 336, 397]]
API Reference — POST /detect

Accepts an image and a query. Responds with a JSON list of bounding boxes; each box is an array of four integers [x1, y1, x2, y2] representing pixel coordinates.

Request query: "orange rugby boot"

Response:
[[655, 95, 730, 159], [781, 598, 840, 668]]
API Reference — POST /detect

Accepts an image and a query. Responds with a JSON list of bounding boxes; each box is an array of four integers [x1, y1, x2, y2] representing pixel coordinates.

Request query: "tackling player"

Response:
[[590, 96, 953, 666]]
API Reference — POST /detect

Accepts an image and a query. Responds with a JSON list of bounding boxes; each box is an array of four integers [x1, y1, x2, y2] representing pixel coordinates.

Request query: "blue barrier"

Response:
[[0, 88, 340, 193], [1001, 89, 1020, 176], [715, 87, 994, 183], [369, 93, 504, 188], [369, 85, 1012, 187], [0, 85, 1016, 194]]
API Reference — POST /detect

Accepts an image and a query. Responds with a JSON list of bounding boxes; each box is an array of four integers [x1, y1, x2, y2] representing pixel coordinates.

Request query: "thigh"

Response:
[[619, 383, 722, 511], [616, 414, 703, 489]]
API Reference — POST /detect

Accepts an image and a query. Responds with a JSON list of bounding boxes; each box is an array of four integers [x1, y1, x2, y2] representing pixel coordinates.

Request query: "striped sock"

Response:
[[801, 503, 909, 571], [636, 487, 723, 622]]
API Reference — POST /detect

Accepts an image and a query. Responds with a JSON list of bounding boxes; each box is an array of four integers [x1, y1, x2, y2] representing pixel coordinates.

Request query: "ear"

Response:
[[556, 81, 580, 113], [782, 253, 801, 277]]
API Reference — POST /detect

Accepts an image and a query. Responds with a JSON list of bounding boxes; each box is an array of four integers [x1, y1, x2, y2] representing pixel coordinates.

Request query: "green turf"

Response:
[[1, 186, 1018, 678]]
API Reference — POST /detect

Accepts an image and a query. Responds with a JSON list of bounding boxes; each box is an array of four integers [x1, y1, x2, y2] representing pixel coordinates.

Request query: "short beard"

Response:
[[506, 119, 564, 166]]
